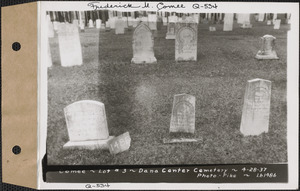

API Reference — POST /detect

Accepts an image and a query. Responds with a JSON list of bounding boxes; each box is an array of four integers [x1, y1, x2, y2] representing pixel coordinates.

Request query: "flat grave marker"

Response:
[[107, 132, 131, 154]]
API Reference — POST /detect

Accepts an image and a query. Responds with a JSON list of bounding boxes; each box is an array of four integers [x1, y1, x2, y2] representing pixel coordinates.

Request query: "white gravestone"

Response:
[[148, 14, 157, 30], [131, 23, 157, 64], [240, 79, 271, 136], [162, 17, 168, 26], [267, 20, 272, 25], [57, 23, 83, 67], [255, 34, 279, 60], [63, 100, 114, 150], [115, 17, 125, 34], [165, 16, 177, 40], [109, 17, 116, 29], [170, 94, 196, 134], [107, 132, 131, 154], [88, 19, 94, 28], [258, 13, 265, 22], [96, 19, 101, 29], [273, 19, 281, 29], [175, 21, 198, 61], [223, 13, 234, 31]]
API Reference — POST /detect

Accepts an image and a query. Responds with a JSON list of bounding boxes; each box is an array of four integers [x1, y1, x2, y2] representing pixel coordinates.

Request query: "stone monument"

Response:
[[170, 94, 196, 133], [175, 19, 198, 61], [255, 34, 279, 60], [240, 79, 272, 136], [107, 132, 131, 154], [57, 23, 83, 67], [115, 16, 125, 34], [223, 13, 234, 31], [166, 16, 177, 39], [131, 23, 157, 64], [63, 100, 114, 150], [273, 19, 281, 29]]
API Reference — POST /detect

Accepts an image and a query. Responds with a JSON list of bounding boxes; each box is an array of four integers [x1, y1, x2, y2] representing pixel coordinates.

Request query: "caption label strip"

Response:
[[46, 164, 287, 183]]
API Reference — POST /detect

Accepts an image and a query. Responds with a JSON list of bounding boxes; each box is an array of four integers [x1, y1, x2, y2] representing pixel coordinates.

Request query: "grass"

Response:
[[47, 20, 288, 165]]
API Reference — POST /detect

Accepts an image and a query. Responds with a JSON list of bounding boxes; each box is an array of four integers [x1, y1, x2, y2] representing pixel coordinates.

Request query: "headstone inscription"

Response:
[[175, 20, 198, 61], [57, 23, 83, 67], [115, 17, 125, 34], [223, 13, 234, 31], [255, 34, 279, 60], [240, 79, 271, 136], [63, 100, 114, 150], [273, 19, 281, 29], [107, 132, 131, 154], [131, 23, 157, 64], [170, 94, 196, 133]]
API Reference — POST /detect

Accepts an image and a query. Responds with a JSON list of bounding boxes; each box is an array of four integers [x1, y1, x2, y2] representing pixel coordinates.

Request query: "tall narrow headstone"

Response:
[[166, 16, 177, 39], [96, 19, 101, 29], [57, 23, 83, 67], [115, 17, 125, 34], [223, 13, 234, 31], [175, 20, 198, 61], [88, 19, 94, 28], [131, 23, 157, 64], [63, 100, 114, 150], [170, 94, 196, 134], [148, 14, 157, 30], [258, 13, 265, 22], [273, 19, 281, 29], [240, 79, 272, 136], [255, 34, 279, 60]]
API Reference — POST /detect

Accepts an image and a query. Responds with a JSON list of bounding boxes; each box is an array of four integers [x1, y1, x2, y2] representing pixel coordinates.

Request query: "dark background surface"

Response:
[[0, 0, 298, 190]]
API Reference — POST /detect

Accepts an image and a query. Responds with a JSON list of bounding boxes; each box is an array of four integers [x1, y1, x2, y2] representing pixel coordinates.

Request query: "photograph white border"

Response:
[[38, 1, 299, 190]]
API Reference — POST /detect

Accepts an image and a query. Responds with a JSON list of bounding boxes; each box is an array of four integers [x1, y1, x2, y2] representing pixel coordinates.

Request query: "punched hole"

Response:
[[12, 42, 21, 51], [12, 145, 21, 155]]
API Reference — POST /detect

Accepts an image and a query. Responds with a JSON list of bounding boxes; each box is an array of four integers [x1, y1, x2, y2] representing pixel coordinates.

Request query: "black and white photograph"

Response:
[[38, 1, 299, 189]]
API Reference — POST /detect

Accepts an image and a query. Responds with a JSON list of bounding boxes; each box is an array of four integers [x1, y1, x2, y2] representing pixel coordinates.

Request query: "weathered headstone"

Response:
[[273, 19, 281, 29], [107, 132, 131, 154], [131, 23, 157, 64], [175, 21, 198, 61], [209, 26, 216, 31], [96, 19, 101, 29], [240, 79, 272, 136], [88, 19, 94, 28], [258, 13, 265, 22], [105, 21, 111, 31], [170, 94, 196, 133], [223, 13, 234, 31], [267, 20, 272, 25], [115, 17, 125, 34], [148, 14, 157, 30], [63, 100, 114, 150], [57, 23, 83, 67], [255, 34, 279, 60]]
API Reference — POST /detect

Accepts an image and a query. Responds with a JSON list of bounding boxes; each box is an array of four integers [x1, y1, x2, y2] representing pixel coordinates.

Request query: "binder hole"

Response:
[[12, 145, 21, 155], [12, 42, 21, 51]]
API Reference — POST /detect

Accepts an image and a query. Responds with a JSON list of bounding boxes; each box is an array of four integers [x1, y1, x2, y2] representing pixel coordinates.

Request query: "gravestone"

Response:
[[170, 94, 196, 133], [255, 34, 279, 60], [175, 21, 198, 61], [209, 26, 216, 31], [105, 21, 111, 31], [88, 19, 94, 28], [258, 13, 265, 22], [162, 17, 168, 26], [267, 20, 272, 25], [131, 23, 157, 64], [107, 132, 131, 154], [223, 13, 234, 31], [273, 19, 281, 29], [148, 14, 157, 30], [57, 23, 83, 67], [63, 100, 114, 150], [240, 79, 271, 136], [240, 21, 252, 28], [47, 15, 54, 38], [96, 19, 101, 29], [115, 17, 125, 34], [166, 22, 176, 39]]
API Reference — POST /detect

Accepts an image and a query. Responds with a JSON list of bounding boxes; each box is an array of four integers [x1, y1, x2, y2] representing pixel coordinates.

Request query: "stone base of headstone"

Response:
[[131, 56, 157, 64], [240, 23, 252, 28], [166, 34, 175, 39], [63, 136, 115, 150], [163, 138, 201, 144], [255, 50, 279, 60]]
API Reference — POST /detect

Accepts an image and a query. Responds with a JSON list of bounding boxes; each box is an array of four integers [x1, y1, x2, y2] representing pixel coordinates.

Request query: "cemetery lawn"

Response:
[[47, 22, 288, 165]]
